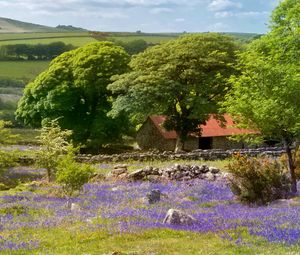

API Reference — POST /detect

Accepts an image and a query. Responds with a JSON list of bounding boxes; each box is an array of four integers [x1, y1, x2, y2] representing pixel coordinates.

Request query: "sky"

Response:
[[0, 0, 281, 33]]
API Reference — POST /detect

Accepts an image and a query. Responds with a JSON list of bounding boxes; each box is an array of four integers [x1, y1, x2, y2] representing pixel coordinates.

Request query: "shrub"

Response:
[[35, 120, 72, 182], [226, 154, 291, 205], [56, 153, 95, 197]]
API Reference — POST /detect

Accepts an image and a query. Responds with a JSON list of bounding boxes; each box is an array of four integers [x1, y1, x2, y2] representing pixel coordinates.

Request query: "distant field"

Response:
[[0, 32, 90, 40], [109, 35, 178, 43], [108, 32, 259, 44], [0, 32, 97, 46], [0, 61, 49, 81], [0, 87, 23, 95]]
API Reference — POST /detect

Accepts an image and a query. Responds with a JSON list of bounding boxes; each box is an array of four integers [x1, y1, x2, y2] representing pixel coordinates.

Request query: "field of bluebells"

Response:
[[1, 171, 300, 254]]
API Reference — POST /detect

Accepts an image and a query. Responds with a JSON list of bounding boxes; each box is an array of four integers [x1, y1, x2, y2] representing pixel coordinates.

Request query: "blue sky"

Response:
[[0, 0, 280, 33]]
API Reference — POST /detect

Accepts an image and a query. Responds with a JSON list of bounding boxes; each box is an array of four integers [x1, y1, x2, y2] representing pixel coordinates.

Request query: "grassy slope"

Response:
[[0, 32, 96, 46], [0, 17, 59, 33], [0, 61, 49, 81]]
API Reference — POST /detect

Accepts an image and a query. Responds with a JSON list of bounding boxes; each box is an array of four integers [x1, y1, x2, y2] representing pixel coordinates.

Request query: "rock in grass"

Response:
[[146, 189, 161, 204], [111, 168, 128, 176], [209, 166, 220, 174], [163, 209, 197, 226], [71, 203, 81, 212], [128, 169, 145, 181]]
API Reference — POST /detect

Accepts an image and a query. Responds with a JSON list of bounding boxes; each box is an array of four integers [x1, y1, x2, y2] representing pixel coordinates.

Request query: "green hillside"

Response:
[[0, 17, 60, 33]]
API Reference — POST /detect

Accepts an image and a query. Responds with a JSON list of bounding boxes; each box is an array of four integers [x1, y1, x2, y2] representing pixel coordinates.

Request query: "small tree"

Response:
[[56, 151, 94, 198], [36, 120, 72, 182]]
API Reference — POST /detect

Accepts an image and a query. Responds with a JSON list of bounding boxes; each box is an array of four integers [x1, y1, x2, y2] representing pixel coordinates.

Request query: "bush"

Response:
[[226, 154, 291, 205], [0, 150, 17, 175], [56, 153, 94, 197]]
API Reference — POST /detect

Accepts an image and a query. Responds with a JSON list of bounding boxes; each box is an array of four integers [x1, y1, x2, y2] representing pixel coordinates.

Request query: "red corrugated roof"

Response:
[[149, 114, 257, 139]]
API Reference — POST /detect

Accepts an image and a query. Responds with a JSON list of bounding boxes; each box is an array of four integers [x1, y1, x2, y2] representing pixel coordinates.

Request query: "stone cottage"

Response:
[[136, 114, 256, 151]]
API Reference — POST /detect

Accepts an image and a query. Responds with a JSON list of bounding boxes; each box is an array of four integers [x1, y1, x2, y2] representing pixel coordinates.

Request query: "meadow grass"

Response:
[[0, 32, 92, 40], [1, 178, 300, 255], [0, 36, 97, 46], [2, 227, 300, 255], [0, 61, 49, 80]]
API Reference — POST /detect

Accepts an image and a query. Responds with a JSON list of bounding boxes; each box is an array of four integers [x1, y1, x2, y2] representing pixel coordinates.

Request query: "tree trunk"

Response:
[[175, 135, 185, 153], [283, 137, 297, 193], [47, 168, 51, 183]]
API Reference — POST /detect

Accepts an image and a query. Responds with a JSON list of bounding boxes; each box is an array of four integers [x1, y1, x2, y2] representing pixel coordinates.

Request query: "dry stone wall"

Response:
[[106, 163, 223, 182], [77, 147, 286, 163]]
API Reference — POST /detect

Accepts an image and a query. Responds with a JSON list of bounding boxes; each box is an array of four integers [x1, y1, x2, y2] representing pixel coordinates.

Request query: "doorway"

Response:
[[199, 137, 212, 149]]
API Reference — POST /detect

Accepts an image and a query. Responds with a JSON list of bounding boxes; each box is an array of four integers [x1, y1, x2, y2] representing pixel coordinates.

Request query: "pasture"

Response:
[[0, 32, 97, 46], [0, 61, 49, 81], [0, 160, 299, 254]]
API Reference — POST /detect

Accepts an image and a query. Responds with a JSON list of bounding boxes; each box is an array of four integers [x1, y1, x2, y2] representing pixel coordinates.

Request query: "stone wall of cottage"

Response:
[[184, 138, 199, 151], [212, 136, 245, 150], [136, 119, 176, 151]]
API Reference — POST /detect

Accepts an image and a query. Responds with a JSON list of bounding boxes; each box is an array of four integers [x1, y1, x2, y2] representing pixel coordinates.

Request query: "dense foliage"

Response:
[[113, 39, 149, 55], [224, 0, 300, 192], [0, 120, 18, 177], [0, 42, 75, 60], [109, 33, 239, 151], [227, 155, 290, 204], [16, 42, 131, 150]]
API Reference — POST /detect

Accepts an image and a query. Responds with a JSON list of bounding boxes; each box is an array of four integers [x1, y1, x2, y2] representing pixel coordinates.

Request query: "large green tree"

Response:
[[108, 33, 239, 151], [224, 0, 300, 193], [16, 42, 131, 150]]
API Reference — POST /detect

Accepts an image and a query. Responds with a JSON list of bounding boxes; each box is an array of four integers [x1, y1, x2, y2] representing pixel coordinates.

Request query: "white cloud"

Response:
[[208, 0, 242, 12], [214, 11, 233, 18], [149, 7, 173, 14], [215, 10, 269, 19], [236, 11, 269, 18], [174, 18, 185, 22], [208, 22, 229, 32]]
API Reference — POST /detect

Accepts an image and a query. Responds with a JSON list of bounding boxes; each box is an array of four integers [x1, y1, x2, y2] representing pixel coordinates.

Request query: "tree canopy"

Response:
[[224, 0, 300, 192], [16, 42, 131, 150], [108, 33, 239, 151]]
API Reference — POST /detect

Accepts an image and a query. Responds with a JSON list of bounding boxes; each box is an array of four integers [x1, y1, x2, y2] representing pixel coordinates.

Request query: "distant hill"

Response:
[[0, 17, 86, 33], [56, 25, 87, 32]]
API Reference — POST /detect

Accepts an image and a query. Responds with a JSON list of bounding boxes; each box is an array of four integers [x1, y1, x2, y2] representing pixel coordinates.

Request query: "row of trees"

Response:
[[0, 42, 75, 60], [15, 0, 300, 191]]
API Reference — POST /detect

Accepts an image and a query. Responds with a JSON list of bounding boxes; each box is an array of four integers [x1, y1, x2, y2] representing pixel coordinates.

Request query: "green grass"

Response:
[[0, 61, 49, 81], [0, 36, 97, 46], [0, 32, 91, 40], [10, 128, 40, 144], [2, 227, 299, 255], [0, 32, 96, 46]]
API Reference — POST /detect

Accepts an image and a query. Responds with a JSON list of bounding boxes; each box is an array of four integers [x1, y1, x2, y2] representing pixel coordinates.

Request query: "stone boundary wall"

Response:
[[77, 147, 287, 163]]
